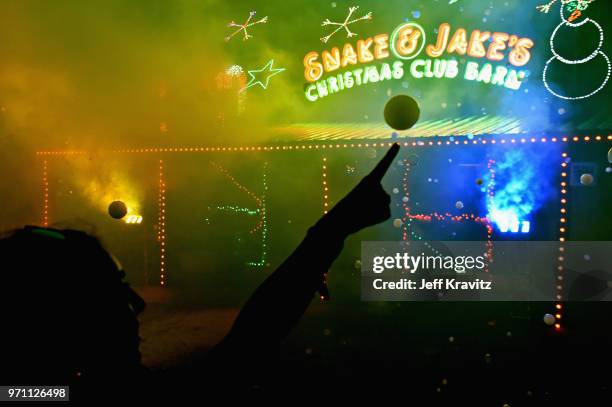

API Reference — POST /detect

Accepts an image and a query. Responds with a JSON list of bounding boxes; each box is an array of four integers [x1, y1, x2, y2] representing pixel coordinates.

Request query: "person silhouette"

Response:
[[0, 227, 149, 398], [0, 143, 400, 399]]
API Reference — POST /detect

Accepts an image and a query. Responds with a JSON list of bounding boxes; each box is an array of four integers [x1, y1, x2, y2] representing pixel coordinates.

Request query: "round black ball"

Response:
[[108, 200, 128, 220], [384, 95, 420, 131]]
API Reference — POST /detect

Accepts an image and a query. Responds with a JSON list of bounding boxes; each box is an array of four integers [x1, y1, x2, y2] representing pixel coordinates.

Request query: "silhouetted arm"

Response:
[[212, 218, 346, 358], [211, 144, 400, 359]]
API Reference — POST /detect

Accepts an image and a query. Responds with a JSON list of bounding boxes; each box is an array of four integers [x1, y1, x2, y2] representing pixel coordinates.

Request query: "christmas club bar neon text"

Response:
[[303, 22, 534, 101]]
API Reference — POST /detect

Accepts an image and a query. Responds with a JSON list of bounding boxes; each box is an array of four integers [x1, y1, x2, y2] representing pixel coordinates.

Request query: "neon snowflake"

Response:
[[320, 6, 373, 44], [225, 11, 268, 42], [536, 0, 594, 14]]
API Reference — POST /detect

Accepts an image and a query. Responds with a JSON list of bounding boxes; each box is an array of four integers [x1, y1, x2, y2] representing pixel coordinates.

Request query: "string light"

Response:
[[404, 157, 496, 270], [543, 53, 610, 100], [158, 160, 166, 286], [400, 157, 495, 264], [211, 162, 265, 234], [215, 205, 260, 216], [554, 151, 568, 330], [42, 160, 49, 227], [408, 212, 494, 269], [38, 134, 608, 315], [211, 162, 268, 267], [550, 17, 602, 64], [400, 157, 442, 255], [322, 157, 329, 214], [32, 133, 606, 155], [485, 159, 495, 262], [542, 5, 610, 100], [401, 158, 411, 242], [35, 151, 86, 156], [246, 162, 268, 267]]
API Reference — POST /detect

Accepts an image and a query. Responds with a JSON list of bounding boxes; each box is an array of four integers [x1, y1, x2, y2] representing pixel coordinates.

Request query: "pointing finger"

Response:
[[367, 143, 400, 183]]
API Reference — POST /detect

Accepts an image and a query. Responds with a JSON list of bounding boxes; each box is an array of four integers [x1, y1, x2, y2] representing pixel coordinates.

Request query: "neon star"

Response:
[[242, 60, 286, 92], [225, 11, 268, 42]]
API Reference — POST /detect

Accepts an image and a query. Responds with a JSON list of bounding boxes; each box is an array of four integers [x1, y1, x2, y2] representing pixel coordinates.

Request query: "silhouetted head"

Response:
[[0, 226, 146, 384]]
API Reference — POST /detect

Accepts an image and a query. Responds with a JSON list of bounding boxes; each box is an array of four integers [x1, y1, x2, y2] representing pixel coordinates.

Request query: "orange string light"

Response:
[[555, 151, 568, 330], [42, 160, 49, 227], [158, 159, 166, 286]]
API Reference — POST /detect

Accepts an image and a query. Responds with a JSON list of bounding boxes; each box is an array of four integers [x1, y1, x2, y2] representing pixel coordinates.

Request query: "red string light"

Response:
[[404, 159, 496, 270], [210, 161, 265, 234]]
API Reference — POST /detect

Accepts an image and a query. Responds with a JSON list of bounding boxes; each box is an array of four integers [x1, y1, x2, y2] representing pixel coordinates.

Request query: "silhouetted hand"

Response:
[[214, 144, 400, 351], [319, 143, 400, 237]]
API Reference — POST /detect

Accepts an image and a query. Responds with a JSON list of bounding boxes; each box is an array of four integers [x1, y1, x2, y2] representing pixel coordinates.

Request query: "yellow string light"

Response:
[[33, 133, 612, 156], [322, 157, 329, 214], [158, 159, 166, 286]]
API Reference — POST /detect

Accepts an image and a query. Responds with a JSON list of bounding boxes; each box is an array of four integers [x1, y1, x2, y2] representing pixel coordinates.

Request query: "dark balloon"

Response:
[[384, 95, 420, 131], [108, 200, 128, 219]]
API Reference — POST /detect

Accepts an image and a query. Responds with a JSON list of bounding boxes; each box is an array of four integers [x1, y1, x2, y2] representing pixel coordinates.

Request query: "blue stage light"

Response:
[[489, 209, 531, 234], [521, 221, 530, 233], [484, 147, 558, 236]]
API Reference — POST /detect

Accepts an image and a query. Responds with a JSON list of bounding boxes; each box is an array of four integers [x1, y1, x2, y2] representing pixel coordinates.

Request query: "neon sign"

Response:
[[303, 22, 534, 101]]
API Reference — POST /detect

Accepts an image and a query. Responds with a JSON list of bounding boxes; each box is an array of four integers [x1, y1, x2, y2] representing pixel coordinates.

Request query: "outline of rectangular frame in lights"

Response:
[[36, 134, 610, 329]]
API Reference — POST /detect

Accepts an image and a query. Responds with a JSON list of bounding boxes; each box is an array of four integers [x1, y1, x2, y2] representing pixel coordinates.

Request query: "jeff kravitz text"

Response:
[[372, 278, 492, 291]]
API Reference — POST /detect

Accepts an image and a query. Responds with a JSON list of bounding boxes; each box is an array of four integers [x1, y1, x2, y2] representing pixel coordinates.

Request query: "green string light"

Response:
[[216, 205, 260, 216], [211, 161, 268, 268], [247, 162, 268, 267]]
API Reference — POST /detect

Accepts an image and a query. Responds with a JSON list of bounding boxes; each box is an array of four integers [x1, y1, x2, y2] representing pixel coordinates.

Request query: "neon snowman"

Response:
[[538, 0, 610, 100]]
